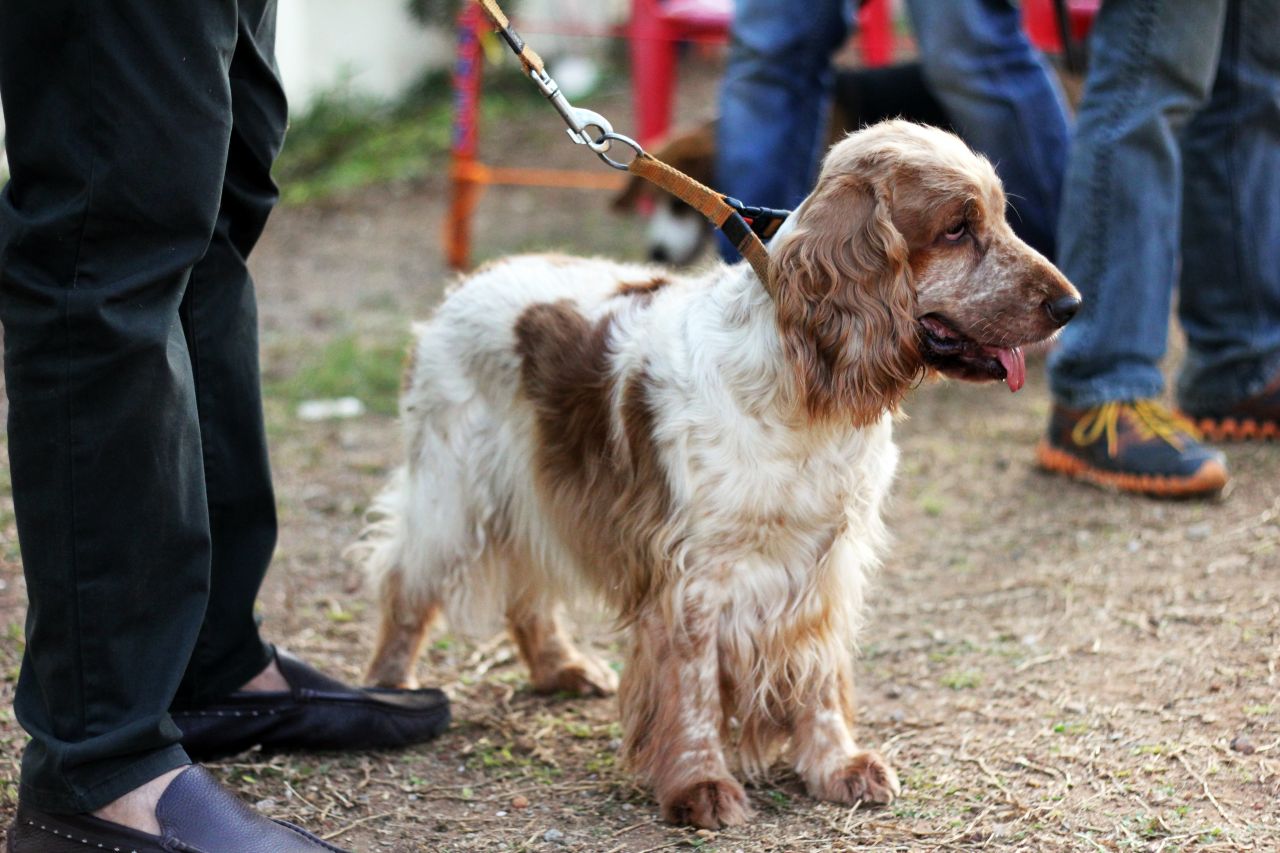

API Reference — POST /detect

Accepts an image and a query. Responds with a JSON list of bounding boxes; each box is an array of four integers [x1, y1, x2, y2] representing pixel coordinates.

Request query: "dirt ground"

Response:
[[2, 57, 1279, 853]]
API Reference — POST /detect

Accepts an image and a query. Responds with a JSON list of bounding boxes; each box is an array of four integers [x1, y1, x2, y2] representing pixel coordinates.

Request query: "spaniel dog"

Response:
[[356, 121, 1079, 829]]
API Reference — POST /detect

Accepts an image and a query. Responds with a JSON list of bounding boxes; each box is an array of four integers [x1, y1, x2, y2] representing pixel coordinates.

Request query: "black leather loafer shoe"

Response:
[[6, 765, 351, 852], [172, 648, 450, 761]]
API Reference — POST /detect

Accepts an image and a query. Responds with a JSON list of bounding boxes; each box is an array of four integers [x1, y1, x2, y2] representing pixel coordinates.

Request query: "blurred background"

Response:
[[0, 0, 1087, 261]]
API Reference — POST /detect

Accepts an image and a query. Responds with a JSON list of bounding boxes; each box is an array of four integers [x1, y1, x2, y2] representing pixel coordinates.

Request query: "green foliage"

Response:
[[273, 83, 451, 205], [940, 669, 982, 690], [267, 333, 409, 416], [273, 66, 545, 206]]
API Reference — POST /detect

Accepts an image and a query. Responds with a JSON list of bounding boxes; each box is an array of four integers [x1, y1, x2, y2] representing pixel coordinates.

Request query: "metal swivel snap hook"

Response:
[[529, 68, 611, 150]]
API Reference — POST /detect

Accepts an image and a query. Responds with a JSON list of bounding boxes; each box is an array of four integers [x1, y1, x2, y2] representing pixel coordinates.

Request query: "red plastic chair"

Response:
[[626, 0, 731, 147], [627, 0, 897, 148]]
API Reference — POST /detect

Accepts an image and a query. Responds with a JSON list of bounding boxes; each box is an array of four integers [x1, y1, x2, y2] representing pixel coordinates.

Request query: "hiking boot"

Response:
[[1036, 399, 1229, 498], [1181, 371, 1280, 442]]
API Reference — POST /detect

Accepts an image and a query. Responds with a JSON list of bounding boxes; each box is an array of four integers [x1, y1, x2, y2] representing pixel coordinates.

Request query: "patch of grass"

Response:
[[1135, 813, 1170, 839], [465, 736, 560, 783], [764, 789, 791, 811], [267, 333, 410, 416], [1053, 720, 1090, 736], [940, 669, 982, 690], [891, 802, 925, 818], [920, 492, 947, 517], [928, 639, 977, 662], [563, 721, 595, 739], [475, 741, 517, 768], [324, 600, 358, 624]]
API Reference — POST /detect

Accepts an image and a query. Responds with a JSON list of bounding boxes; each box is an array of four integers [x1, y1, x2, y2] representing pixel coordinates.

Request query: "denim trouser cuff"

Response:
[[1049, 378, 1166, 410], [1177, 351, 1280, 413]]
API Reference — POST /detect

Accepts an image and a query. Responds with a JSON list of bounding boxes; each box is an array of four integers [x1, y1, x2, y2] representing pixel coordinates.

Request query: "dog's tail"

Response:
[[347, 392, 515, 634], [345, 465, 416, 598]]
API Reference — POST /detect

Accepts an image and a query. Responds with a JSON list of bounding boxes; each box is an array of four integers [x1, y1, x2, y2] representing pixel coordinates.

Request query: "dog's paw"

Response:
[[364, 664, 419, 690], [810, 751, 901, 806], [661, 778, 752, 829], [532, 655, 619, 697]]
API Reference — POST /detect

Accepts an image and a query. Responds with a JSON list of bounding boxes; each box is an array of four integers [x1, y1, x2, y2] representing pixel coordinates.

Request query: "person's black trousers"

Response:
[[0, 0, 287, 813]]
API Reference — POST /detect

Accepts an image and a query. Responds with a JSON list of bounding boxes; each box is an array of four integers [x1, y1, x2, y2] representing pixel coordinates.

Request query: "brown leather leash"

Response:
[[471, 0, 785, 293]]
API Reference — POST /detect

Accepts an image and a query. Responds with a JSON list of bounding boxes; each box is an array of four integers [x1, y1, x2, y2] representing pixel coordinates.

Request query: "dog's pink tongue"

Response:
[[992, 346, 1026, 392]]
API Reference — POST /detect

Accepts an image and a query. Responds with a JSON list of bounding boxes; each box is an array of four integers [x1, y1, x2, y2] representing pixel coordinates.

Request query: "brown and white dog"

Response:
[[355, 121, 1079, 829]]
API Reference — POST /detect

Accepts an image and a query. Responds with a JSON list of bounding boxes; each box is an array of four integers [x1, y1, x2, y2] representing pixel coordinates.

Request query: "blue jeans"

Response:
[[1048, 0, 1280, 411], [715, 0, 852, 227], [904, 0, 1071, 259], [716, 0, 1069, 260]]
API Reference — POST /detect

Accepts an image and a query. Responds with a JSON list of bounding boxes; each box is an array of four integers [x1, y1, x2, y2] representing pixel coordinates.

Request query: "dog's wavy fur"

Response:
[[353, 121, 1077, 829]]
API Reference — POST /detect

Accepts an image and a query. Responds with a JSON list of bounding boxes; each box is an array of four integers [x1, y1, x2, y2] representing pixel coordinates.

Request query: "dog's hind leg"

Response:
[[790, 659, 900, 806], [505, 591, 617, 697], [366, 569, 441, 689]]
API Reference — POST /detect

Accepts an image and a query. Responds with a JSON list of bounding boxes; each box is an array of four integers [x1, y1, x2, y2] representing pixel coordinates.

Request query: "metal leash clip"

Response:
[[528, 67, 643, 171]]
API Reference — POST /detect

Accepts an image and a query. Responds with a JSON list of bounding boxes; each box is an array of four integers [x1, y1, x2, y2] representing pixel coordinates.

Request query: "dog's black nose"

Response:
[[648, 246, 671, 264], [1045, 295, 1081, 326]]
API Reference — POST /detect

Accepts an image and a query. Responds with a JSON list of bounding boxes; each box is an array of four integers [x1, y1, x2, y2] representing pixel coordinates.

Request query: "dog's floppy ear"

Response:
[[771, 173, 921, 425]]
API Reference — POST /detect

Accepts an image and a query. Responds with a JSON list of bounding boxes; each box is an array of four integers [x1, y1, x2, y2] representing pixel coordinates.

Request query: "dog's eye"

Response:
[[943, 222, 967, 242]]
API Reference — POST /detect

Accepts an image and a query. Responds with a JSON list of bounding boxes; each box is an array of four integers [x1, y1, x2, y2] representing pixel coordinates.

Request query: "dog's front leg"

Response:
[[791, 661, 900, 806], [621, 605, 750, 829]]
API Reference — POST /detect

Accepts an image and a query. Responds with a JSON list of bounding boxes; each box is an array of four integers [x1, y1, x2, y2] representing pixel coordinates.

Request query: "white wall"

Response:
[[275, 0, 453, 110], [505, 0, 628, 58], [275, 0, 629, 111]]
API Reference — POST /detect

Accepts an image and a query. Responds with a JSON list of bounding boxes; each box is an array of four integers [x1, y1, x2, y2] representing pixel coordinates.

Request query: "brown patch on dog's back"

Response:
[[514, 302, 616, 482], [514, 301, 672, 614]]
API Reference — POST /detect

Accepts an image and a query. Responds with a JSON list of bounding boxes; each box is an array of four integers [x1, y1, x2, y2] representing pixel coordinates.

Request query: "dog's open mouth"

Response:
[[918, 315, 1026, 392]]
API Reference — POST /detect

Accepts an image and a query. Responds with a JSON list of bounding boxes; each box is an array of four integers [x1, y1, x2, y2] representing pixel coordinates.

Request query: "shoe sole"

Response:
[[1035, 441, 1229, 498], [1192, 417, 1280, 442], [8, 814, 164, 853]]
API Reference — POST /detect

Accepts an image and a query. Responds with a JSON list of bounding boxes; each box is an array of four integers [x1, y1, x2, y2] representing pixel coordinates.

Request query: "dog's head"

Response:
[[611, 122, 718, 266], [771, 120, 1080, 425]]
